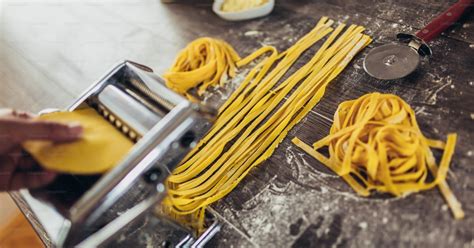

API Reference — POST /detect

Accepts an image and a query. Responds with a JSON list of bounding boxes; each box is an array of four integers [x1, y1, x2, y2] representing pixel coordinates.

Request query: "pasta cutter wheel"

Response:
[[364, 43, 421, 80], [364, 0, 473, 80]]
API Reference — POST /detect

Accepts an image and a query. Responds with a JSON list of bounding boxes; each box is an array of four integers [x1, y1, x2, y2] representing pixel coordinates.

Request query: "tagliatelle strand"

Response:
[[162, 17, 372, 232], [174, 17, 334, 175], [291, 93, 464, 219], [169, 18, 336, 187]]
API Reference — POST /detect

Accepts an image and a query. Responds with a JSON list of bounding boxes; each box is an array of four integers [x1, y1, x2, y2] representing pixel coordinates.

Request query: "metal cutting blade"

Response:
[[363, 44, 420, 80]]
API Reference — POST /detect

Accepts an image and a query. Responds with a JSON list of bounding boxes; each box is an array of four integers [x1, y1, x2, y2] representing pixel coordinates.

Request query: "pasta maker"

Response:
[[12, 61, 220, 247]]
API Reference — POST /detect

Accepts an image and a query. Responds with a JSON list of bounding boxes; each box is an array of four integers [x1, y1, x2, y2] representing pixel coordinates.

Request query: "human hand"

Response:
[[0, 109, 83, 191]]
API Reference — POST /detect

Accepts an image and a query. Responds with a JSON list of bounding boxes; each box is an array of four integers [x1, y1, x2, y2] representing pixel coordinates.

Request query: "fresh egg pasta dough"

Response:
[[23, 108, 134, 175], [292, 93, 464, 219], [162, 17, 372, 232]]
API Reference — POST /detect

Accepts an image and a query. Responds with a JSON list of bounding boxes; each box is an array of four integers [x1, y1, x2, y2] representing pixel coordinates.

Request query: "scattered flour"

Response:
[[441, 204, 448, 212], [244, 30, 261, 37], [426, 75, 453, 105], [359, 222, 368, 229]]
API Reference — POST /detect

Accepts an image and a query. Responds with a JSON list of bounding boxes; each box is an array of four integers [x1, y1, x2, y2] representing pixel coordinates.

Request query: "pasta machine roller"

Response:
[[13, 61, 220, 247]]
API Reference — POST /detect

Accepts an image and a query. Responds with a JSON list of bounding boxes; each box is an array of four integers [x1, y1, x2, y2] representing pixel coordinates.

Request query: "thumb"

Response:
[[1, 118, 83, 142]]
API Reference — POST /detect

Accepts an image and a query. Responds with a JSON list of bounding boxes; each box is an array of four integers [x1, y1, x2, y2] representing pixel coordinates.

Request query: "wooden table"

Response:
[[2, 0, 473, 247]]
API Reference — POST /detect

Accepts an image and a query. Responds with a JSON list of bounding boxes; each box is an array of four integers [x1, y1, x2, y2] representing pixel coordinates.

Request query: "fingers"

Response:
[[0, 152, 57, 191], [11, 109, 35, 119], [7, 148, 41, 170], [0, 108, 14, 117], [0, 109, 35, 119], [26, 121, 83, 142], [14, 151, 38, 170], [0, 155, 16, 191], [9, 170, 57, 190], [0, 141, 18, 155], [0, 110, 33, 154], [1, 118, 83, 143]]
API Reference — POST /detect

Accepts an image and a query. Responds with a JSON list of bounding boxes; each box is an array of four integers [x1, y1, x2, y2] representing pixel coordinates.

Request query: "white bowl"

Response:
[[212, 0, 275, 21]]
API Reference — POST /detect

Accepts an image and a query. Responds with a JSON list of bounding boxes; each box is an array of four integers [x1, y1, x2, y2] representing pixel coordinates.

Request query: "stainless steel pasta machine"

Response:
[[12, 61, 220, 247]]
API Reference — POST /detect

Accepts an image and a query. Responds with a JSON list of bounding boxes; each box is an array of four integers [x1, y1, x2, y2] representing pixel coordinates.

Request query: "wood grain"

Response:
[[0, 193, 44, 248], [1, 0, 473, 247]]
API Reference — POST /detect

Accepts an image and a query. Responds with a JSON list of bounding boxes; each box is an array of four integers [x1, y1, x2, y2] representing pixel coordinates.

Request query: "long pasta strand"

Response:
[[162, 17, 372, 232], [292, 93, 464, 219]]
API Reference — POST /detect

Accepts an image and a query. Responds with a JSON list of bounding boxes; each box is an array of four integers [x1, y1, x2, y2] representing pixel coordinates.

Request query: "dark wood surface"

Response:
[[2, 0, 473, 247]]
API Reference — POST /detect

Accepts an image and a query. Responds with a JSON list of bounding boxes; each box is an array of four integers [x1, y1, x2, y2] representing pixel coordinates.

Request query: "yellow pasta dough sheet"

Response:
[[22, 108, 134, 174]]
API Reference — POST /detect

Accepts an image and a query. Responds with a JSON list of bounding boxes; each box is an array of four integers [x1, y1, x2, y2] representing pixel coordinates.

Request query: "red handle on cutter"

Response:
[[416, 0, 473, 42]]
